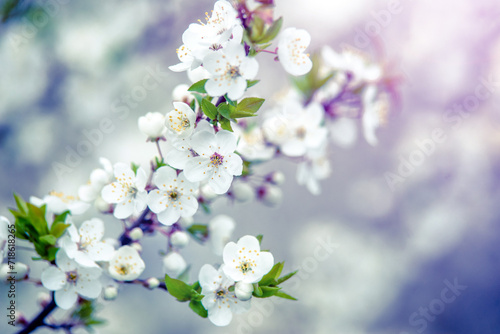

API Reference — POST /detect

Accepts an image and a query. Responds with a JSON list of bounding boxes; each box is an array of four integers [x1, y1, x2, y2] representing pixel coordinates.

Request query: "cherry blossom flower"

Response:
[[169, 0, 240, 72], [296, 144, 331, 195], [209, 214, 235, 255], [138, 112, 166, 140], [165, 102, 196, 139], [30, 192, 90, 216], [41, 249, 102, 310], [146, 166, 199, 225], [108, 246, 145, 281], [59, 218, 115, 267], [199, 264, 251, 326], [184, 130, 243, 194], [204, 41, 259, 100], [233, 124, 275, 161], [277, 27, 313, 76], [273, 101, 328, 157], [101, 163, 148, 219], [222, 235, 274, 283], [165, 119, 214, 170]]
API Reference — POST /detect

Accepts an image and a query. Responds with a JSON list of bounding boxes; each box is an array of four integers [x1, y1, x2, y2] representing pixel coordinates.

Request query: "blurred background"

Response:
[[1, 0, 500, 333]]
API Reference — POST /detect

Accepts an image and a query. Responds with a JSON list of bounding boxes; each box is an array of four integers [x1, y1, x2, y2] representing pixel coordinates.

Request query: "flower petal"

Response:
[[184, 157, 212, 183], [157, 206, 181, 226], [209, 168, 233, 194], [208, 301, 233, 326], [41, 266, 66, 291], [55, 288, 78, 310]]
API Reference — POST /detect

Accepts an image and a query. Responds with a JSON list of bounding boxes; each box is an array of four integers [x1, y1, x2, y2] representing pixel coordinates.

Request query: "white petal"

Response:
[[76, 277, 102, 299], [281, 139, 306, 157], [254, 251, 274, 280], [227, 77, 247, 101], [153, 166, 177, 189], [209, 169, 233, 194], [239, 57, 259, 80], [86, 242, 115, 262], [135, 167, 148, 191], [191, 131, 217, 157], [55, 288, 78, 310], [41, 266, 66, 291], [147, 190, 166, 214], [208, 302, 233, 326], [237, 235, 261, 251], [79, 218, 104, 243], [206, 77, 229, 97], [101, 183, 123, 204], [329, 118, 358, 148], [55, 249, 77, 272], [215, 130, 238, 154], [198, 264, 219, 288], [179, 195, 198, 217], [184, 157, 212, 183], [113, 201, 135, 219], [223, 154, 243, 176], [157, 206, 181, 225]]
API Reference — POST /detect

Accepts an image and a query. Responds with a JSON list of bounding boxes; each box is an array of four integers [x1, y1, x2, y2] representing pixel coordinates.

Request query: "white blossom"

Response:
[[278, 27, 313, 76], [41, 249, 102, 310], [234, 124, 275, 161], [108, 245, 145, 281], [184, 130, 243, 194], [165, 102, 196, 139], [296, 144, 331, 195], [199, 264, 251, 326], [138, 112, 166, 140], [362, 85, 389, 146], [59, 218, 115, 267], [222, 235, 274, 283], [101, 163, 148, 219], [147, 166, 199, 225], [204, 41, 259, 100], [170, 231, 190, 248], [0, 216, 9, 260], [30, 192, 90, 216]]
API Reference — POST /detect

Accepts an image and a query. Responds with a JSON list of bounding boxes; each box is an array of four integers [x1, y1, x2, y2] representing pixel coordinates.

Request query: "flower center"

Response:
[[216, 288, 227, 298], [209, 43, 223, 51], [168, 190, 179, 202], [49, 191, 76, 203], [239, 261, 252, 273], [296, 127, 307, 139], [210, 152, 224, 167], [66, 271, 78, 284], [229, 66, 240, 78], [116, 264, 130, 276]]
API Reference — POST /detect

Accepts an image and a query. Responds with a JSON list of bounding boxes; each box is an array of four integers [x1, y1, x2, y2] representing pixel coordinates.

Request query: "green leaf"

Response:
[[250, 16, 265, 42], [246, 80, 260, 89], [191, 281, 201, 292], [201, 98, 218, 120], [255, 17, 283, 44], [235, 97, 265, 115], [189, 300, 208, 318], [188, 79, 208, 94], [46, 247, 59, 262], [275, 291, 298, 301], [276, 270, 298, 285], [230, 110, 257, 119], [193, 93, 204, 109], [165, 274, 195, 302], [225, 95, 237, 107], [13, 193, 28, 214], [259, 262, 284, 286], [50, 216, 70, 239], [39, 234, 57, 246], [253, 283, 263, 297], [131, 162, 139, 175], [256, 234, 263, 245], [254, 286, 281, 298], [187, 224, 208, 242], [217, 103, 234, 120], [200, 201, 211, 214], [218, 117, 233, 132]]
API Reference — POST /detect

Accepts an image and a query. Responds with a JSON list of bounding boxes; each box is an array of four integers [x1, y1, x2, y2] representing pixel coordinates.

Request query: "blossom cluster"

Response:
[[1, 0, 398, 331]]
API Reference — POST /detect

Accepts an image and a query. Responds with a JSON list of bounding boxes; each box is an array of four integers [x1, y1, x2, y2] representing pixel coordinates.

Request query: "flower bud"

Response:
[[95, 196, 111, 213], [234, 282, 254, 301], [232, 183, 255, 203], [103, 286, 118, 300], [130, 242, 142, 253], [260, 186, 283, 206], [172, 84, 194, 104], [0, 263, 29, 281], [268, 171, 285, 185], [37, 292, 51, 307], [145, 277, 160, 290], [129, 227, 144, 241], [162, 252, 187, 278], [170, 231, 189, 248], [138, 112, 166, 139]]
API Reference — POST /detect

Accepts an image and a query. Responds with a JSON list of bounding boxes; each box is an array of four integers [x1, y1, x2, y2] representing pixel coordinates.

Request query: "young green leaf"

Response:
[[253, 283, 263, 297], [217, 103, 234, 120], [235, 97, 265, 114], [189, 300, 208, 318], [165, 274, 195, 302], [13, 193, 28, 214], [188, 79, 208, 94], [259, 262, 284, 286], [218, 117, 233, 132], [201, 98, 218, 120], [254, 286, 281, 298], [275, 291, 298, 301], [246, 80, 260, 88], [255, 234, 263, 245], [276, 270, 298, 285], [39, 234, 57, 246], [255, 17, 283, 44]]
